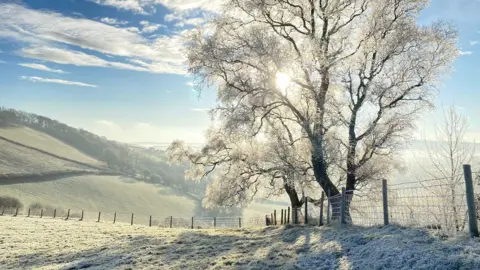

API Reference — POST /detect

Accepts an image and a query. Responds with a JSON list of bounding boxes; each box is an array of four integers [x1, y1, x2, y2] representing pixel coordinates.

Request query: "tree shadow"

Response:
[[7, 224, 480, 269]]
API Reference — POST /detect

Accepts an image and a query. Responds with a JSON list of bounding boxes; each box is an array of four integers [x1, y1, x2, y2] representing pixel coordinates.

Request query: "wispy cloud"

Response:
[[186, 81, 194, 87], [190, 108, 209, 112], [139, 20, 165, 33], [0, 60, 6, 64], [91, 0, 222, 14], [100, 17, 129, 25], [0, 3, 187, 75], [470, 40, 479, 46], [20, 76, 98, 88], [18, 63, 66, 73], [459, 50, 473, 55], [95, 120, 121, 129]]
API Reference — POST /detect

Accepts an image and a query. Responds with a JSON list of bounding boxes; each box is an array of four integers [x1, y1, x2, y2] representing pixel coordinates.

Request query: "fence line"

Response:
[[265, 164, 480, 238], [0, 206, 265, 229]]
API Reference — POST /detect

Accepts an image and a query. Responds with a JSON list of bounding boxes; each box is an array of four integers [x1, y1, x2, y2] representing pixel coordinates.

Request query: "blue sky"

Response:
[[0, 0, 479, 144]]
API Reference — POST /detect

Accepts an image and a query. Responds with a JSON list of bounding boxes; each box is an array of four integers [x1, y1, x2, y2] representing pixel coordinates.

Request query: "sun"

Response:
[[275, 72, 291, 93]]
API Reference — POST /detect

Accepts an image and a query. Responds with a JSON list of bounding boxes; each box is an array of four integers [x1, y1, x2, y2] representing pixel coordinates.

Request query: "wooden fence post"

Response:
[[213, 217, 216, 228], [80, 210, 84, 221], [1, 207, 4, 216], [14, 207, 18, 217], [463, 164, 479, 237], [53, 209, 56, 218], [113, 212, 116, 224], [66, 209, 70, 220], [131, 213, 134, 225], [280, 209, 284, 225], [305, 199, 308, 224], [327, 189, 331, 225], [191, 217, 194, 229], [319, 192, 325, 226], [170, 216, 173, 228], [28, 208, 30, 217], [274, 210, 277, 226], [287, 207, 290, 224], [265, 215, 268, 226], [97, 212, 101, 222], [238, 217, 241, 228], [340, 188, 346, 224], [270, 213, 273, 225], [382, 179, 389, 226], [40, 209, 43, 218], [149, 215, 152, 227]]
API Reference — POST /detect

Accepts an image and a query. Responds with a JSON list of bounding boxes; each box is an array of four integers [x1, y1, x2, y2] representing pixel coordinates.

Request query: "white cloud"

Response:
[[125, 26, 140, 33], [0, 60, 6, 64], [190, 108, 209, 112], [95, 120, 122, 129], [470, 40, 479, 46], [459, 50, 473, 55], [174, 17, 205, 28], [0, 3, 187, 75], [20, 76, 98, 88], [186, 81, 194, 87], [100, 17, 129, 25], [18, 63, 66, 73], [91, 0, 222, 14], [139, 20, 165, 33]]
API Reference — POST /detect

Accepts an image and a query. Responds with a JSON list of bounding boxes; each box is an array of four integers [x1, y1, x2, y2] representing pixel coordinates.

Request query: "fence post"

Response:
[[14, 207, 18, 217], [239, 217, 241, 228], [191, 217, 194, 229], [40, 209, 43, 218], [305, 199, 308, 224], [270, 213, 273, 225], [319, 191, 325, 226], [327, 189, 331, 225], [1, 207, 4, 215], [382, 179, 389, 226], [287, 207, 290, 224], [53, 209, 56, 218], [463, 164, 479, 237], [274, 210, 277, 225], [131, 213, 134, 225], [113, 212, 116, 224], [149, 215, 152, 227], [265, 215, 269, 226], [97, 212, 101, 222], [66, 209, 70, 220], [340, 188, 346, 224], [170, 216, 173, 228], [280, 209, 284, 225], [28, 208, 30, 217], [80, 210, 84, 221]]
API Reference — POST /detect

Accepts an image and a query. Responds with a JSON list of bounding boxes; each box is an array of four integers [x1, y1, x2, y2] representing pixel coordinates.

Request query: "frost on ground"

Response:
[[1, 217, 480, 270]]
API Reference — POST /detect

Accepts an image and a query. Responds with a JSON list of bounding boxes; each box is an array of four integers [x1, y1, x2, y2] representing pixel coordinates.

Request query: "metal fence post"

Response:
[[80, 210, 84, 221], [382, 179, 389, 226], [97, 211, 101, 222], [149, 215, 152, 227], [40, 209, 43, 218], [463, 164, 479, 237], [340, 188, 346, 224], [319, 192, 325, 226], [327, 189, 331, 225], [287, 207, 290, 224], [113, 212, 116, 224], [305, 199, 308, 224]]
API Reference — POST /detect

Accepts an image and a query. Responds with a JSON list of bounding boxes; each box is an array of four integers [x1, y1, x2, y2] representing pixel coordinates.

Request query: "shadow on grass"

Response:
[[7, 224, 480, 270]]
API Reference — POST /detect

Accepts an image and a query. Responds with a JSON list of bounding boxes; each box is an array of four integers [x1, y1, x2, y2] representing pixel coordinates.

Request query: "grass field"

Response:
[[0, 139, 91, 175], [1, 216, 480, 269], [0, 175, 197, 224], [0, 126, 104, 167]]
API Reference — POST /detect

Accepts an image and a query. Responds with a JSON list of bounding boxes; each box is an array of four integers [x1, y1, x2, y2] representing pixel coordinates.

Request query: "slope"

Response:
[[0, 126, 104, 167]]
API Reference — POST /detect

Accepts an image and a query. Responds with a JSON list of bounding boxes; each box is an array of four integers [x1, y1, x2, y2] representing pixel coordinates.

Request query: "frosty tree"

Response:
[[169, 0, 457, 209]]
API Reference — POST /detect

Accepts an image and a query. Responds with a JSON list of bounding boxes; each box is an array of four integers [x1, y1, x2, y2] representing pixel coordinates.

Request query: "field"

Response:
[[1, 216, 480, 269], [0, 126, 104, 167], [0, 139, 91, 175], [0, 175, 197, 222]]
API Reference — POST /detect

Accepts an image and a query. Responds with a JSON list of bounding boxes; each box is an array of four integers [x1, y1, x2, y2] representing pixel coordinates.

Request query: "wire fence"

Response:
[[0, 206, 265, 229], [266, 165, 480, 238]]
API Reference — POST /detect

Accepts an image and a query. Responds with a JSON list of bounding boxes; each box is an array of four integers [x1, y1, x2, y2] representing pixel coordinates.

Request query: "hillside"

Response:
[[1, 216, 479, 269], [0, 126, 104, 167]]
